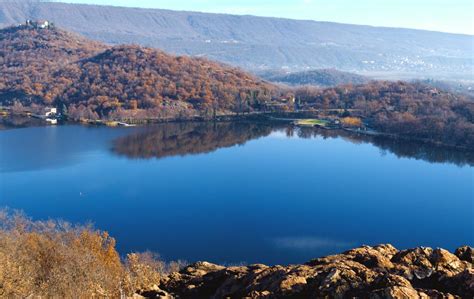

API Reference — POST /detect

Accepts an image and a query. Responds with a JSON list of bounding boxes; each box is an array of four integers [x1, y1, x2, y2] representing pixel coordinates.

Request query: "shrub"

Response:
[[0, 209, 183, 297]]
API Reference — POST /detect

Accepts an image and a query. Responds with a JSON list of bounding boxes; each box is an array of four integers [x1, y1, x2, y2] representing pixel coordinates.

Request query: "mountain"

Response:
[[0, 25, 276, 119], [0, 1, 472, 80], [260, 69, 369, 87]]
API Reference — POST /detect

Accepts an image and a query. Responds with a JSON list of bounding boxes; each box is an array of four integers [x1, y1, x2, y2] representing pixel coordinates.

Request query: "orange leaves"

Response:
[[341, 117, 363, 127], [0, 209, 185, 297]]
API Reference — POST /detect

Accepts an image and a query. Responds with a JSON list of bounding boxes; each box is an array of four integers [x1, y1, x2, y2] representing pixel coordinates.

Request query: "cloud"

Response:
[[272, 236, 354, 250]]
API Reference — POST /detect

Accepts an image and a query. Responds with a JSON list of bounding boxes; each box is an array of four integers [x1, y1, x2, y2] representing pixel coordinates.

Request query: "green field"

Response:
[[294, 119, 329, 127]]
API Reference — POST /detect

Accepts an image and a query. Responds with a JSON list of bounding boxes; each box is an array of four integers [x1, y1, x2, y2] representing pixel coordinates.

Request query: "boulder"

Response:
[[454, 246, 474, 263], [141, 244, 473, 298]]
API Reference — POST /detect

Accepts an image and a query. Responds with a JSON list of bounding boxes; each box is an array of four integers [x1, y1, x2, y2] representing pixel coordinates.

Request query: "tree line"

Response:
[[294, 81, 474, 148]]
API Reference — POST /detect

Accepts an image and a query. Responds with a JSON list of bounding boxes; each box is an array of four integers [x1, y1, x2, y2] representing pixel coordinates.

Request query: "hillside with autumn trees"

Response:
[[0, 25, 106, 105], [0, 25, 473, 148], [0, 25, 276, 120], [294, 81, 474, 148]]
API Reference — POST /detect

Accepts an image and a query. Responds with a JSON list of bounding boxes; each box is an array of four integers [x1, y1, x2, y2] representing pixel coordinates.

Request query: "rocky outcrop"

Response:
[[143, 245, 473, 298]]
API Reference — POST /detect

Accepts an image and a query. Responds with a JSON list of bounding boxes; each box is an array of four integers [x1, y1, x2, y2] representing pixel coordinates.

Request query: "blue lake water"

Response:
[[0, 122, 473, 265]]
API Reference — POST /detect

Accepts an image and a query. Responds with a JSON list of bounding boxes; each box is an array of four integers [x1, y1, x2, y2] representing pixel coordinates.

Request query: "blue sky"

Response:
[[61, 0, 473, 34]]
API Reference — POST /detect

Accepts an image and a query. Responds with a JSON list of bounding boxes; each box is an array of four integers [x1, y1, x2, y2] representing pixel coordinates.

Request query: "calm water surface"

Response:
[[0, 122, 473, 265]]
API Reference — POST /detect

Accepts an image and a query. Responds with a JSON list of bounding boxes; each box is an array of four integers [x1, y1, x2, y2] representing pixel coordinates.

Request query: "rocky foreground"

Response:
[[140, 244, 473, 298]]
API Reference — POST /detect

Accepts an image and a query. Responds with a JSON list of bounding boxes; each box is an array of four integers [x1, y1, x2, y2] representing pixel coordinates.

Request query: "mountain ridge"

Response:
[[0, 1, 472, 79]]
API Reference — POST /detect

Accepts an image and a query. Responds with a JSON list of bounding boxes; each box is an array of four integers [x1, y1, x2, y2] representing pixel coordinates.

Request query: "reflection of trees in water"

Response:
[[112, 121, 473, 166], [294, 127, 474, 167], [112, 122, 276, 159], [0, 116, 45, 130]]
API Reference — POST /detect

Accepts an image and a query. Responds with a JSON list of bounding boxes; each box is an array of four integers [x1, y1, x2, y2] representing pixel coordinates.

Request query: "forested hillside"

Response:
[[0, 26, 276, 119], [295, 81, 474, 148], [0, 25, 106, 104]]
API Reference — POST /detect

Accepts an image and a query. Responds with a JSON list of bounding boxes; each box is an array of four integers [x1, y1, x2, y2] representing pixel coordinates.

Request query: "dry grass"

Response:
[[0, 209, 185, 298]]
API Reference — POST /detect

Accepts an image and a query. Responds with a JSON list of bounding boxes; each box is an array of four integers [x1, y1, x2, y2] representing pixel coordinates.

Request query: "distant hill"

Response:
[[0, 1, 472, 79], [415, 79, 474, 98], [260, 69, 369, 87], [0, 25, 276, 119]]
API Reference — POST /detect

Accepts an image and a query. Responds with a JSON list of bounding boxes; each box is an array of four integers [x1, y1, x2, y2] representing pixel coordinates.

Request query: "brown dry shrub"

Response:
[[0, 209, 184, 297]]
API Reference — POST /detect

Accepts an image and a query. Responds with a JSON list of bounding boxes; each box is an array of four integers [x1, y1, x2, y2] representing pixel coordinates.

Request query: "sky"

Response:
[[60, 0, 473, 35]]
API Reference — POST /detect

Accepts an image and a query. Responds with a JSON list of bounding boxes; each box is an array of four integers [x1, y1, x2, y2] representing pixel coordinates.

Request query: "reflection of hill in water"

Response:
[[112, 122, 275, 159], [294, 127, 474, 167], [111, 121, 473, 167], [0, 115, 45, 130]]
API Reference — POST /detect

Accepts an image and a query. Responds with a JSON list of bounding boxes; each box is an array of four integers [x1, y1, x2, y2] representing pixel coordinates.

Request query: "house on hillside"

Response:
[[38, 20, 50, 29], [25, 19, 52, 29]]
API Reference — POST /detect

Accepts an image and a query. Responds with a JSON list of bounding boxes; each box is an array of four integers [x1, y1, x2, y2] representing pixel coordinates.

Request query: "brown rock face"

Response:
[[455, 246, 474, 263], [143, 245, 473, 298]]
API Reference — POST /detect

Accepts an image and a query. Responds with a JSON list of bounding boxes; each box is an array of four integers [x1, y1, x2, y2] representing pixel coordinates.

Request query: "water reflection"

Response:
[[294, 127, 474, 167], [0, 125, 136, 173], [112, 122, 474, 167], [112, 122, 276, 159], [0, 115, 45, 130], [1, 121, 472, 265]]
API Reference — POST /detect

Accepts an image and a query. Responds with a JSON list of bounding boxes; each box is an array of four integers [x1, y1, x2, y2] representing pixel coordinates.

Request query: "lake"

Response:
[[0, 122, 473, 265]]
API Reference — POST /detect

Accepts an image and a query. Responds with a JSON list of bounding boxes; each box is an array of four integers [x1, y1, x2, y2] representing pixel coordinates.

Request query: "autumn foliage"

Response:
[[0, 26, 275, 120], [341, 117, 363, 127], [0, 26, 473, 148], [295, 82, 474, 148], [0, 209, 184, 297]]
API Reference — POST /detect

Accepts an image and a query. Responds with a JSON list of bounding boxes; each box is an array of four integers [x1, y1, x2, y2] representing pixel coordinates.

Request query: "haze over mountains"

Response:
[[0, 1, 472, 80], [261, 69, 369, 88]]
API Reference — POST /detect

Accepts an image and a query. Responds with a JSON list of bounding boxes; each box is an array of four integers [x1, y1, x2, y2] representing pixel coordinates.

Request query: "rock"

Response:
[[454, 246, 474, 263], [141, 244, 473, 298], [431, 248, 465, 276], [138, 288, 173, 299], [279, 275, 307, 292], [345, 245, 396, 269], [369, 286, 429, 299], [391, 247, 437, 281]]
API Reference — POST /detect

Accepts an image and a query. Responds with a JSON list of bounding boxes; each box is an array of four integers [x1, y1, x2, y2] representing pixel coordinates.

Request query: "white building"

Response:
[[38, 20, 49, 29], [25, 20, 51, 29], [45, 107, 57, 117]]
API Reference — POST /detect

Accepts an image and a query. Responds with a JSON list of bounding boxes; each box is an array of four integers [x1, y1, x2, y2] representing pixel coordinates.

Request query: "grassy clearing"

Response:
[[294, 119, 329, 127]]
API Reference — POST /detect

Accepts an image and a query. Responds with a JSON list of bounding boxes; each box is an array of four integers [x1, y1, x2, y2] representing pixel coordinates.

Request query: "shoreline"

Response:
[[2, 112, 473, 152]]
